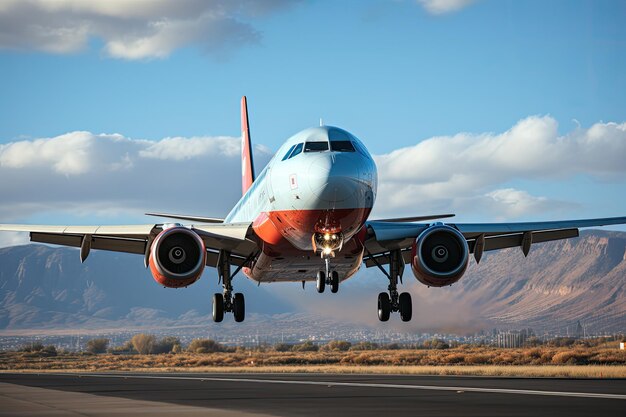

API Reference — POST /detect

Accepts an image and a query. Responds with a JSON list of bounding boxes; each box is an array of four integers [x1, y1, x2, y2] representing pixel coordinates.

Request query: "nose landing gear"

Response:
[[316, 256, 340, 293]]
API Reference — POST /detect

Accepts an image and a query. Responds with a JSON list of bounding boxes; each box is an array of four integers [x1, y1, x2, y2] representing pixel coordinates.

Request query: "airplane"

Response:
[[1, 96, 625, 323]]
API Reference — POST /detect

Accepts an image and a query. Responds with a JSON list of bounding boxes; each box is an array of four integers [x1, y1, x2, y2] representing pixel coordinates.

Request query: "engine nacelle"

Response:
[[149, 226, 206, 288], [411, 224, 469, 287]]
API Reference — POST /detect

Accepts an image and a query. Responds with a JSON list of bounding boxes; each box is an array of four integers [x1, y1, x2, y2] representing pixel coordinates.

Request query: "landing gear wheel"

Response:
[[212, 293, 224, 323], [330, 271, 339, 293], [316, 271, 326, 293], [233, 293, 245, 322], [399, 292, 412, 322], [377, 292, 391, 322]]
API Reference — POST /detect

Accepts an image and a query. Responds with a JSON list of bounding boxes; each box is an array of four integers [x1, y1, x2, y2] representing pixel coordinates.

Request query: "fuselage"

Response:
[[225, 126, 377, 283]]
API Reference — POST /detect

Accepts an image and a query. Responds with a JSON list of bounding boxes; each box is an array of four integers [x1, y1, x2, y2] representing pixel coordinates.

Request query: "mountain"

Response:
[[0, 230, 624, 334], [0, 245, 291, 331]]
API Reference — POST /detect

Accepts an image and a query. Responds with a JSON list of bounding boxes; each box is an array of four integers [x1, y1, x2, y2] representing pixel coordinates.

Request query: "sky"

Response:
[[0, 0, 625, 248]]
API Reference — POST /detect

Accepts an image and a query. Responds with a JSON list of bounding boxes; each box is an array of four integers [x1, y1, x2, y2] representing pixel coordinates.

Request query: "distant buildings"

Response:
[[495, 328, 534, 348]]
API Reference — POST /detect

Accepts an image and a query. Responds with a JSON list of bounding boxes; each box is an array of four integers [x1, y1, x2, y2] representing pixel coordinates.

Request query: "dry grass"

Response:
[[1, 346, 625, 378]]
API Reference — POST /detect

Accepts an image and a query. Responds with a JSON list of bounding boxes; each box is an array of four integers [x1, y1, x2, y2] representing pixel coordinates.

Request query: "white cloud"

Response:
[[0, 0, 295, 59], [417, 0, 476, 15], [0, 116, 624, 248], [374, 116, 626, 218], [0, 132, 273, 229], [139, 136, 240, 161]]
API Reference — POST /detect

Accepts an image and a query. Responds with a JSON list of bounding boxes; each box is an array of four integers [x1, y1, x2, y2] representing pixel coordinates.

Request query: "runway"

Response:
[[1, 372, 624, 416]]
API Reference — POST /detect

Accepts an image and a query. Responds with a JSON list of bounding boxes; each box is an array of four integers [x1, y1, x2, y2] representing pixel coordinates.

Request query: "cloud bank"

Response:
[[0, 116, 624, 248], [0, 0, 294, 59], [374, 116, 626, 218]]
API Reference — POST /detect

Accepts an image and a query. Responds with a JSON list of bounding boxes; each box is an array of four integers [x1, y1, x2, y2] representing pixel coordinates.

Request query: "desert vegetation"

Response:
[[1, 334, 625, 377]]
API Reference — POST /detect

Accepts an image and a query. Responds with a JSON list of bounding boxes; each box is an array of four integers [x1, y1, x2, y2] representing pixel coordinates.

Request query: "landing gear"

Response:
[[316, 258, 339, 294], [369, 249, 413, 322], [377, 292, 390, 321], [399, 292, 412, 322], [330, 271, 339, 294], [212, 250, 246, 323], [233, 293, 245, 323], [212, 293, 224, 322], [316, 271, 326, 293]]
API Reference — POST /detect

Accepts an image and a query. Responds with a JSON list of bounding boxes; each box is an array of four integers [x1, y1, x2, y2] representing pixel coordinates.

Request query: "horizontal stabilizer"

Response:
[[145, 212, 224, 223]]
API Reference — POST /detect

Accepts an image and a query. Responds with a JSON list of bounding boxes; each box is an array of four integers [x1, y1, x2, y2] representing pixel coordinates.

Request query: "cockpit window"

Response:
[[330, 141, 355, 152], [289, 143, 303, 159], [281, 144, 296, 161], [304, 141, 329, 152]]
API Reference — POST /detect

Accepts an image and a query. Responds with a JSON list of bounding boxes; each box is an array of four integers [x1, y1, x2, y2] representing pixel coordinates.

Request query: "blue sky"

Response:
[[0, 0, 625, 242]]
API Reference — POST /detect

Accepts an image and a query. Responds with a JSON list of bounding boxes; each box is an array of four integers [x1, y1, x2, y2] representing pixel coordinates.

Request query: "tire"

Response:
[[377, 292, 391, 322], [212, 293, 224, 323], [233, 293, 245, 322], [330, 271, 339, 293], [316, 271, 325, 293], [399, 292, 412, 322]]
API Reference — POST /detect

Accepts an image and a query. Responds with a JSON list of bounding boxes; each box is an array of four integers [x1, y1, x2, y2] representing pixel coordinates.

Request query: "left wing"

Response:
[[363, 216, 626, 267], [0, 222, 257, 267]]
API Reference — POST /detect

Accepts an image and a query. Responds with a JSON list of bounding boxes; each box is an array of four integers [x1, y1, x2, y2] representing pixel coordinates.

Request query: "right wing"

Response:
[[0, 222, 258, 267], [363, 215, 626, 267]]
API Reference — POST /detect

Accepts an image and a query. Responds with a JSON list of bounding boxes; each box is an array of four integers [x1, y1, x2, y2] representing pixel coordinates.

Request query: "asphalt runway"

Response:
[[1, 372, 625, 417]]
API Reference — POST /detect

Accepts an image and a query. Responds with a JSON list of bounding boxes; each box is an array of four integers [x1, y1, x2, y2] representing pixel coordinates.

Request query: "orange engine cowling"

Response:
[[411, 224, 469, 287], [149, 227, 206, 288]]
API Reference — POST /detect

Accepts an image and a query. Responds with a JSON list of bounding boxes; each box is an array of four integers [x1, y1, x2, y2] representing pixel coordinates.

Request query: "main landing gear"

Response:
[[316, 256, 339, 294], [212, 250, 245, 323], [370, 249, 412, 322]]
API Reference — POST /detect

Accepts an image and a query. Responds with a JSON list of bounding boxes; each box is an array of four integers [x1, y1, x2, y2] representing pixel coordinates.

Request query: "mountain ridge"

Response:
[[0, 229, 624, 334]]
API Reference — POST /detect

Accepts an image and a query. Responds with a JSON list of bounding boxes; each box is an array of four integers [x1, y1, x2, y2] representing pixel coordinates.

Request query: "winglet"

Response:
[[241, 96, 255, 195]]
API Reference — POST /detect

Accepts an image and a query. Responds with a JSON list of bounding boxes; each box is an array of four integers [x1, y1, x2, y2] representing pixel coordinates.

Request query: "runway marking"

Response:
[[48, 373, 626, 400]]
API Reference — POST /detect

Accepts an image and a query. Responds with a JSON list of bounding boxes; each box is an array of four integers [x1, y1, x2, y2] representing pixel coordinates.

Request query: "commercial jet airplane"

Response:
[[1, 97, 625, 323]]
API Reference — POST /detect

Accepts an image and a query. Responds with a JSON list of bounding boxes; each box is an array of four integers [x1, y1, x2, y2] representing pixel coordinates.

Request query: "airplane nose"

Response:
[[307, 154, 362, 203]]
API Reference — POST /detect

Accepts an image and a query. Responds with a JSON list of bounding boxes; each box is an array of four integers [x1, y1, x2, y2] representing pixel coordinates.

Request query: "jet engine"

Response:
[[148, 226, 206, 288], [411, 224, 469, 287]]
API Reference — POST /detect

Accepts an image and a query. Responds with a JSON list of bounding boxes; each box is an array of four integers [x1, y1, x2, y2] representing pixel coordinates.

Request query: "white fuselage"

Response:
[[225, 126, 378, 283]]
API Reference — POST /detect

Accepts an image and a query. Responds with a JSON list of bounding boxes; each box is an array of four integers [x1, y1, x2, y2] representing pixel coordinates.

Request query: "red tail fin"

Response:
[[241, 96, 255, 195]]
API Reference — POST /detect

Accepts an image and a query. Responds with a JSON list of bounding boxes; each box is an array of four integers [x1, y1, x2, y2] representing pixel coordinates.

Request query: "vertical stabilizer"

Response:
[[241, 96, 255, 195]]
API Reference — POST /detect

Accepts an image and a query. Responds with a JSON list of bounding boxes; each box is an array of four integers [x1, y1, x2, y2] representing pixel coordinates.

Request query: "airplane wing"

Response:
[[363, 216, 626, 267], [0, 222, 258, 267]]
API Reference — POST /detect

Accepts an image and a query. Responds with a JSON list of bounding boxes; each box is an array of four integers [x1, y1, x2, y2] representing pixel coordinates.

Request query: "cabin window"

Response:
[[289, 143, 303, 159], [330, 141, 355, 152], [281, 144, 296, 161], [304, 141, 329, 152]]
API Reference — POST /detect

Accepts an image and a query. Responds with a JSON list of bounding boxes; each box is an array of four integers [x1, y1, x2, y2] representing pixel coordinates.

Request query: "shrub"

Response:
[[153, 337, 181, 354], [188, 339, 224, 353], [350, 342, 379, 351], [131, 334, 156, 354], [86, 338, 109, 354], [273, 343, 293, 352], [291, 341, 319, 352], [20, 342, 44, 352], [323, 341, 352, 351], [423, 339, 449, 349]]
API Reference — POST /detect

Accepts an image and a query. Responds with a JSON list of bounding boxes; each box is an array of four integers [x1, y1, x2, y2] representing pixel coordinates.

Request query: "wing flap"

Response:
[[469, 228, 580, 252], [31, 233, 146, 254]]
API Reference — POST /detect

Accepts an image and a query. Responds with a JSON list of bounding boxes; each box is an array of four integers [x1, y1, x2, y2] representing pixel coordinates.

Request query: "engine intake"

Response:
[[411, 224, 469, 287], [149, 226, 206, 288]]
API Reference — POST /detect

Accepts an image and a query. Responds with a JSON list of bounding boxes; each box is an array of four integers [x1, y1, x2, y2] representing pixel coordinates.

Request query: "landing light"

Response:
[[312, 231, 344, 257]]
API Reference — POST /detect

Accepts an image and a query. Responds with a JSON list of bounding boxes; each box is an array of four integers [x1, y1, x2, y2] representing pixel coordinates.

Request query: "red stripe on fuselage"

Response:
[[252, 207, 371, 252]]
